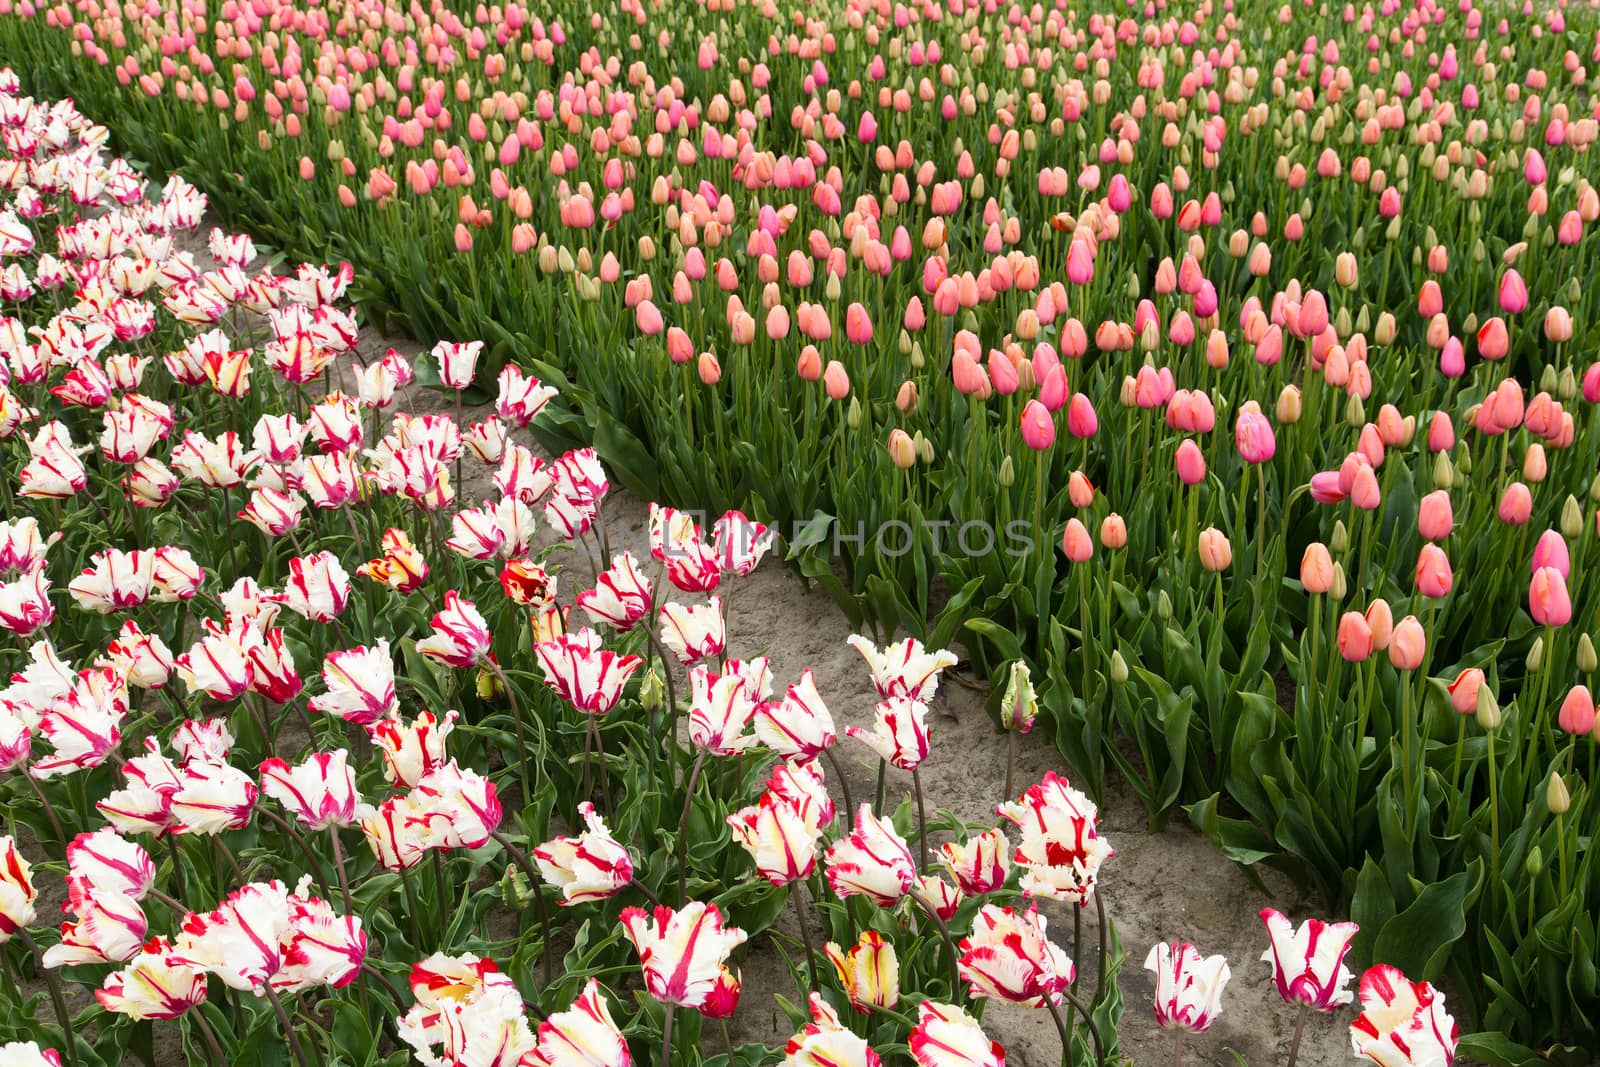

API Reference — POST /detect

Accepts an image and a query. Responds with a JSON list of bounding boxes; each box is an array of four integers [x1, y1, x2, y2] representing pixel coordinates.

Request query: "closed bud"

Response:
[[1331, 519, 1350, 554], [887, 429, 916, 469], [1525, 845, 1544, 877], [499, 856, 535, 907], [910, 342, 926, 369], [1374, 312, 1397, 345], [1110, 649, 1129, 683], [1560, 495, 1583, 540], [1157, 589, 1173, 621], [1329, 562, 1348, 600], [1527, 635, 1545, 673], [1579, 634, 1597, 674], [1457, 446, 1473, 476], [1345, 393, 1366, 427], [1558, 367, 1576, 400], [998, 455, 1015, 487], [1275, 384, 1302, 424], [917, 436, 935, 464], [639, 667, 665, 712], [1547, 772, 1571, 815], [1476, 685, 1502, 730], [1433, 451, 1455, 490]]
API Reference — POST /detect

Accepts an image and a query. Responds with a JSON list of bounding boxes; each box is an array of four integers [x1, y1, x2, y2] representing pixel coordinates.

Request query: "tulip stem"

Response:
[[791, 880, 821, 997], [677, 751, 709, 903], [263, 983, 315, 1067], [328, 827, 354, 915], [1003, 730, 1018, 802], [1065, 903, 1082, 1036], [398, 862, 426, 950], [191, 1006, 227, 1067], [1095, 888, 1109, 1006], [488, 828, 556, 988], [484, 659, 532, 808], [359, 961, 407, 1008], [590, 717, 613, 820], [1045, 996, 1074, 1067], [820, 747, 856, 832], [873, 758, 887, 816], [1062, 985, 1108, 1067], [910, 890, 961, 996], [660, 1001, 677, 1067], [1285, 1002, 1309, 1067], [14, 928, 79, 1067], [20, 767, 66, 849], [256, 806, 333, 903], [1172, 1030, 1183, 1067], [630, 878, 663, 908], [911, 767, 929, 872]]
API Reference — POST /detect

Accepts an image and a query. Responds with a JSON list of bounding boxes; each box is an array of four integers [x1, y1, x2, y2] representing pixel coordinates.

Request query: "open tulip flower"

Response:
[[1145, 941, 1231, 1038], [1349, 965, 1458, 1067]]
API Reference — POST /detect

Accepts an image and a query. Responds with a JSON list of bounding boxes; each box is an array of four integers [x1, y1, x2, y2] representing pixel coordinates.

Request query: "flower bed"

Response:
[[2, 0, 1600, 1059]]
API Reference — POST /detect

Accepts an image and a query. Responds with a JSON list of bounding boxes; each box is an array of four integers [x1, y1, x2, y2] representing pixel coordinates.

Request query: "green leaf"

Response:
[[1372, 866, 1476, 980]]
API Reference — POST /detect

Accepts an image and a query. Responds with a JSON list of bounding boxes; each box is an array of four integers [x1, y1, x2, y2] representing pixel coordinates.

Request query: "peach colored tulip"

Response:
[[1447, 669, 1485, 715], [1530, 567, 1573, 627], [1300, 544, 1333, 594], [1388, 616, 1426, 670], [1337, 612, 1374, 662], [1197, 528, 1231, 572]]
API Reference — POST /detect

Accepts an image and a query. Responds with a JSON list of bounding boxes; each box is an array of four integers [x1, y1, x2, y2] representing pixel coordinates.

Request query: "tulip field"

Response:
[[1, 0, 1600, 1060]]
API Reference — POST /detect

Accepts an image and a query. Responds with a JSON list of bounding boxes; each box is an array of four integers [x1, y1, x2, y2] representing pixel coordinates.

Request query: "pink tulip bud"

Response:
[[846, 303, 874, 345], [1020, 400, 1056, 451], [1415, 544, 1453, 598], [1197, 528, 1231, 571], [1427, 412, 1455, 452], [1300, 543, 1334, 594], [1476, 317, 1509, 360], [1101, 514, 1127, 549], [1061, 518, 1094, 562], [1365, 599, 1395, 651], [1530, 566, 1573, 626], [797, 347, 822, 382], [1388, 616, 1426, 669], [1234, 409, 1277, 464], [1448, 669, 1485, 715], [1558, 685, 1597, 735], [1338, 612, 1374, 662], [1498, 268, 1529, 314], [1350, 465, 1381, 511], [823, 361, 850, 400], [1498, 482, 1533, 525], [697, 352, 721, 386], [1417, 491, 1454, 540], [1067, 393, 1098, 438], [1175, 440, 1207, 485], [1532, 530, 1570, 578]]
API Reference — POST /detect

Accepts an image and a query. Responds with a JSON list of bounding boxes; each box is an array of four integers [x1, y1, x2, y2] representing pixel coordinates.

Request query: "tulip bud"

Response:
[[1331, 520, 1350, 554], [500, 857, 535, 907], [1432, 451, 1455, 490], [1275, 385, 1302, 424], [1476, 685, 1503, 730], [1547, 772, 1571, 815], [1197, 527, 1232, 571], [887, 429, 916, 469], [1579, 634, 1598, 674], [1527, 635, 1545, 673], [1110, 649, 1129, 683], [1375, 312, 1397, 345], [846, 397, 861, 429], [1329, 562, 1348, 601], [1000, 661, 1038, 733], [1525, 845, 1544, 878], [1345, 393, 1366, 428], [1457, 447, 1473, 476], [1561, 495, 1584, 540], [998, 456, 1015, 487], [638, 667, 665, 711], [1157, 590, 1173, 621]]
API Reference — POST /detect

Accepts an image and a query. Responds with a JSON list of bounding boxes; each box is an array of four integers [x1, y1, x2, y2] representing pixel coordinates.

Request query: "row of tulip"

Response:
[[0, 72, 1472, 1067], [2, 0, 1598, 1057]]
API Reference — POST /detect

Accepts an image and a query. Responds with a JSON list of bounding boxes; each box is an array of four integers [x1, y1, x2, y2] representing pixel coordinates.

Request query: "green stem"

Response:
[[14, 928, 79, 1067]]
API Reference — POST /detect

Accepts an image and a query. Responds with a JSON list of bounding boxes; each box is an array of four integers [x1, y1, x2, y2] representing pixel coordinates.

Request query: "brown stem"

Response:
[[1285, 1002, 1309, 1067], [910, 889, 962, 995], [820, 746, 855, 831], [262, 982, 315, 1067], [14, 928, 79, 1067], [677, 751, 709, 903], [790, 880, 821, 997], [191, 1007, 227, 1067], [489, 829, 555, 988]]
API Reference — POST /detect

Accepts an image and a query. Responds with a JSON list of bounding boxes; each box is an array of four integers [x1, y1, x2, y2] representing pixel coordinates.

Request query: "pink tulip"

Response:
[[1415, 544, 1453, 598], [1530, 567, 1573, 626], [1448, 669, 1486, 715], [1559, 686, 1597, 735], [1234, 408, 1276, 464], [1175, 440, 1206, 486], [1338, 613, 1374, 662], [1061, 519, 1093, 562], [1388, 616, 1426, 670], [1498, 268, 1529, 314], [1532, 530, 1570, 578], [1066, 393, 1098, 438], [1020, 401, 1055, 451], [1417, 491, 1453, 540], [1300, 544, 1333, 594], [845, 303, 873, 345], [823, 361, 850, 400], [1498, 482, 1533, 525]]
